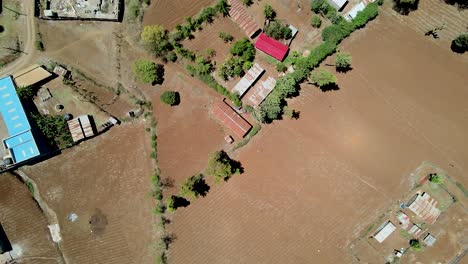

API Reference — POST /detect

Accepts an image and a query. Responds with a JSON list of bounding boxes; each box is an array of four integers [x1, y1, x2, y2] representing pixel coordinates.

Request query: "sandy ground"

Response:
[[0, 174, 63, 264], [22, 122, 156, 264], [164, 6, 468, 264]]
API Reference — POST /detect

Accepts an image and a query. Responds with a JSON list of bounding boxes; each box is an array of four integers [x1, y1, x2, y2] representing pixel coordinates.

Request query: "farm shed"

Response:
[[326, 0, 348, 11], [423, 234, 436, 246], [232, 63, 264, 97], [374, 221, 396, 243], [248, 76, 276, 106], [255, 33, 289, 61], [406, 192, 441, 225], [344, 2, 365, 21], [67, 115, 95, 142], [212, 100, 252, 138], [12, 64, 52, 87], [228, 0, 261, 38]]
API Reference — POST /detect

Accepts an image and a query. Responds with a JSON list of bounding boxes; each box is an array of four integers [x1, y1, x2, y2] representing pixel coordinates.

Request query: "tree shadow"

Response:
[[291, 110, 300, 120], [320, 83, 340, 92], [336, 66, 353, 73], [161, 177, 175, 188], [161, 233, 177, 250], [173, 92, 181, 106], [451, 41, 466, 54], [443, 0, 468, 9], [392, 0, 420, 15], [193, 177, 210, 197], [152, 64, 165, 85], [172, 196, 191, 209]]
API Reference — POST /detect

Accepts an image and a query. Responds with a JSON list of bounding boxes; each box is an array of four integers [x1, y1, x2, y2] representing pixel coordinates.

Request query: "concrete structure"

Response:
[[212, 100, 252, 138], [327, 0, 349, 11], [53, 65, 69, 77], [13, 64, 52, 87], [248, 76, 276, 106], [374, 221, 396, 243], [406, 192, 441, 225], [423, 234, 436, 246], [0, 76, 41, 165], [232, 63, 264, 98], [67, 115, 95, 142], [255, 33, 289, 61], [228, 0, 261, 38], [46, 0, 121, 20]]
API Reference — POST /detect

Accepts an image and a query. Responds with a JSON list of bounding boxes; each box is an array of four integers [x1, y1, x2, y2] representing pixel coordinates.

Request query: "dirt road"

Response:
[[0, 0, 36, 76]]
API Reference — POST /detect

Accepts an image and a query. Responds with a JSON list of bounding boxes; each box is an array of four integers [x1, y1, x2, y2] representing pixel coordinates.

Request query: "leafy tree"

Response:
[[311, 15, 322, 28], [409, 239, 423, 252], [141, 25, 172, 57], [205, 150, 242, 182], [205, 48, 216, 58], [165, 51, 178, 62], [17, 86, 34, 100], [242, 0, 253, 6], [230, 38, 255, 61], [215, 0, 231, 17], [263, 4, 276, 20], [160, 91, 180, 106], [308, 68, 337, 87], [264, 20, 292, 40], [30, 114, 73, 147], [276, 75, 298, 97], [179, 174, 210, 199], [35, 41, 44, 51], [335, 52, 352, 71], [276, 62, 287, 72], [428, 173, 443, 184], [393, 0, 419, 15], [310, 0, 326, 13], [451, 33, 468, 53], [219, 31, 234, 43], [133, 59, 164, 84]]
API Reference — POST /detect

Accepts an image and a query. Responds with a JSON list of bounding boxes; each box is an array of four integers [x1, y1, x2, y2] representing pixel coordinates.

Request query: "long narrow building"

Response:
[[228, 0, 260, 38]]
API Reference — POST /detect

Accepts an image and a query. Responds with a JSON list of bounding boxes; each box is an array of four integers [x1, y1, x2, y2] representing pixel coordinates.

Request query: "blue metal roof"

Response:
[[0, 76, 40, 163]]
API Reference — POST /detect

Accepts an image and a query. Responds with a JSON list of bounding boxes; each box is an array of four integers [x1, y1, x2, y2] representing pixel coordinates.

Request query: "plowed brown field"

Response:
[[164, 6, 468, 264]]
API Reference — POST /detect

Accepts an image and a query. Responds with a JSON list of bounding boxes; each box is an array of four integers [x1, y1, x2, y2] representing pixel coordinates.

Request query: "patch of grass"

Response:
[[364, 223, 375, 236], [400, 229, 411, 239], [25, 180, 35, 195], [456, 182, 468, 197]]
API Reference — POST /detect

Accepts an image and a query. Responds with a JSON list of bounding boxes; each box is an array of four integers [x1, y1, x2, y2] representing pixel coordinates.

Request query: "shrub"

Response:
[[310, 0, 326, 13], [215, 0, 231, 17], [264, 4, 276, 20], [141, 25, 172, 57], [244, 105, 254, 113], [165, 51, 178, 62], [410, 239, 424, 252], [17, 86, 34, 100], [264, 20, 292, 40], [311, 15, 322, 28], [160, 91, 180, 106], [352, 3, 379, 28], [219, 32, 234, 43], [451, 33, 468, 53], [335, 52, 352, 71], [230, 38, 255, 61], [308, 68, 337, 87], [205, 150, 242, 182], [428, 173, 443, 184], [133, 59, 164, 84], [179, 174, 210, 199], [205, 48, 216, 58], [35, 41, 44, 51], [276, 62, 287, 72], [242, 0, 253, 6], [393, 0, 419, 15]]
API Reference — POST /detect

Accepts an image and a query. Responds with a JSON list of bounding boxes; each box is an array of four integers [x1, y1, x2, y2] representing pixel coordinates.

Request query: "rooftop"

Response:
[[212, 100, 252, 138], [255, 33, 289, 61], [12, 64, 52, 88]]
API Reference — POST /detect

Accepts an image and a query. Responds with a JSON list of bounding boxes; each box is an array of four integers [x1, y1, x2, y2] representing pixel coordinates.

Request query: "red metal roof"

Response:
[[212, 100, 252, 138], [254, 33, 289, 61], [228, 0, 260, 38]]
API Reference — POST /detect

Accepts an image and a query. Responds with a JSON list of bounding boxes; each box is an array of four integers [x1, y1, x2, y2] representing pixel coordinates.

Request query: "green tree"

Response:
[[451, 33, 468, 53], [335, 52, 352, 71], [35, 41, 44, 51], [428, 173, 443, 184], [410, 239, 424, 252], [230, 38, 255, 61], [264, 20, 292, 40], [393, 0, 419, 15], [242, 0, 253, 6], [205, 150, 242, 182], [133, 59, 164, 84], [310, 0, 326, 13], [263, 4, 276, 20], [17, 86, 34, 100], [141, 25, 172, 57], [215, 0, 231, 17], [219, 31, 234, 43], [276, 75, 298, 97], [276, 62, 287, 72], [160, 91, 180, 106], [311, 15, 322, 28], [179, 174, 209, 199], [308, 68, 337, 87]]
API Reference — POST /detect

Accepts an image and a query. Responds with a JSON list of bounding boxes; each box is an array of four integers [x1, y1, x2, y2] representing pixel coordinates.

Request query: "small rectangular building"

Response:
[[228, 0, 261, 38], [13, 64, 52, 88], [255, 33, 289, 61], [212, 100, 252, 138], [327, 0, 349, 11], [232, 63, 264, 98], [374, 221, 396, 243], [344, 2, 366, 21], [248, 76, 276, 106], [67, 115, 95, 142], [423, 234, 436, 246]]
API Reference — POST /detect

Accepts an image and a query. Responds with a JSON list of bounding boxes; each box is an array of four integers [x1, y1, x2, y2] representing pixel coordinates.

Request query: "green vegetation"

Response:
[[335, 52, 352, 71], [30, 114, 74, 148], [35, 41, 44, 51], [166, 195, 190, 212], [132, 59, 164, 84], [451, 33, 468, 53], [218, 38, 255, 80], [400, 229, 412, 239], [276, 62, 287, 72], [205, 48, 216, 58], [310, 0, 343, 24], [308, 68, 337, 87], [242, 0, 253, 6], [179, 174, 209, 199], [205, 150, 242, 182], [219, 31, 234, 43], [25, 180, 35, 195], [455, 182, 468, 197], [215, 0, 231, 17], [393, 0, 419, 15], [233, 124, 261, 150], [141, 25, 172, 57], [428, 173, 443, 184], [410, 239, 424, 252], [160, 91, 180, 106], [264, 20, 292, 40], [17, 86, 34, 100], [311, 15, 322, 28], [377, 0, 385, 5], [230, 38, 256, 61], [263, 4, 276, 20]]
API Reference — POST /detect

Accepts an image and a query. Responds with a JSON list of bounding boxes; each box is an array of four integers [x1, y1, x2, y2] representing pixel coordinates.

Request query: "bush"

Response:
[[160, 91, 180, 106], [410, 239, 424, 252], [230, 38, 255, 61], [17, 86, 34, 100], [352, 3, 379, 28], [205, 150, 242, 182], [141, 25, 172, 57], [308, 68, 337, 87], [451, 33, 468, 53], [179, 174, 210, 199], [276, 62, 287, 72], [219, 31, 234, 43], [264, 20, 292, 40], [242, 0, 253, 6], [393, 0, 419, 15], [133, 59, 164, 84], [264, 4, 276, 20], [35, 41, 44, 51], [310, 0, 326, 13], [165, 51, 178, 62], [311, 15, 322, 28], [428, 173, 443, 184], [335, 52, 352, 71]]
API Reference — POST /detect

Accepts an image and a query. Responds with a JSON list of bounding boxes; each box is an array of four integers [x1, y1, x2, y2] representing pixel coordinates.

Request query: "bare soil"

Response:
[[164, 6, 468, 264], [22, 122, 156, 264]]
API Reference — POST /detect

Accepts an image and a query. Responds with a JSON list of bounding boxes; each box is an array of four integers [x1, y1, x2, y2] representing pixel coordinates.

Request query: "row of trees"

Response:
[[264, 20, 293, 40], [218, 38, 256, 80]]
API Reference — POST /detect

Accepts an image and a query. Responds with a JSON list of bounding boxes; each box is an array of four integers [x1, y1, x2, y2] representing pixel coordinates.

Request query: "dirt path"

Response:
[[0, 0, 37, 76]]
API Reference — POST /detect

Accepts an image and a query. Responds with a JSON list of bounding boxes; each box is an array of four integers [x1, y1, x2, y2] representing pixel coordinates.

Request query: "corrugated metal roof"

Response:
[[67, 115, 95, 142], [228, 0, 260, 38], [248, 76, 276, 106], [212, 100, 252, 138], [255, 33, 289, 61], [344, 2, 366, 21], [232, 63, 264, 97], [374, 221, 396, 243]]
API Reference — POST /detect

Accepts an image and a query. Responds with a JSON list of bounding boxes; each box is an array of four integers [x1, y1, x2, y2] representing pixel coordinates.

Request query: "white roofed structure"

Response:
[[326, 0, 348, 11], [344, 2, 366, 21], [232, 63, 264, 98], [374, 221, 396, 243]]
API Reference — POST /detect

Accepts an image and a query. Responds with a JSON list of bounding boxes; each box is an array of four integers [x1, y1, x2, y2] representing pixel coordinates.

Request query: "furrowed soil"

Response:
[[164, 6, 468, 264], [143, 0, 215, 29], [0, 174, 62, 264], [22, 123, 156, 264]]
